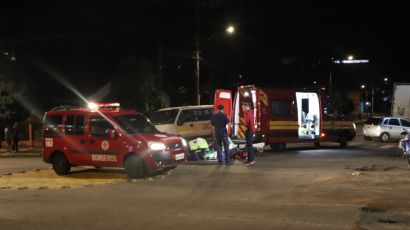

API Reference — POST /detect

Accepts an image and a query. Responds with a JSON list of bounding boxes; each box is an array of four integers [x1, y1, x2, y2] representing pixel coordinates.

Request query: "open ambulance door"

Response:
[[214, 89, 233, 135], [295, 92, 321, 140]]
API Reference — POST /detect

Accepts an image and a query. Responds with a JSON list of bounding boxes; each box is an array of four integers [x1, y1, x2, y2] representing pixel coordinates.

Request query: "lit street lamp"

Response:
[[226, 25, 235, 34], [194, 25, 235, 105], [361, 84, 369, 117]]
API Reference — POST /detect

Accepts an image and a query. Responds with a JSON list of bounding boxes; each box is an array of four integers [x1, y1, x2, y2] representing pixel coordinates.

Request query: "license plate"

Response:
[[175, 153, 185, 161]]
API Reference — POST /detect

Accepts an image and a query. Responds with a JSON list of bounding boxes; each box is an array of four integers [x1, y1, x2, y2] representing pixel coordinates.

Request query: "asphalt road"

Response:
[[0, 139, 409, 230], [0, 157, 49, 175]]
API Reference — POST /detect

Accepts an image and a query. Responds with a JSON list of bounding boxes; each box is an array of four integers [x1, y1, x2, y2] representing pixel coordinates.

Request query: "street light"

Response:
[[226, 25, 235, 34], [348, 55, 354, 60], [194, 25, 235, 105], [360, 84, 369, 118]]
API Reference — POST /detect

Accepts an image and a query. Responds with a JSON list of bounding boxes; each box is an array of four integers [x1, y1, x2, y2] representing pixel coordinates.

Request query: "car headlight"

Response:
[[149, 142, 166, 151], [181, 138, 187, 147]]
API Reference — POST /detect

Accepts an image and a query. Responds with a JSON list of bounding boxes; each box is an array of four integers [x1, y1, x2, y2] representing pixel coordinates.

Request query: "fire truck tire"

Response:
[[339, 133, 348, 148], [52, 154, 71, 175], [125, 155, 146, 179], [314, 141, 320, 148]]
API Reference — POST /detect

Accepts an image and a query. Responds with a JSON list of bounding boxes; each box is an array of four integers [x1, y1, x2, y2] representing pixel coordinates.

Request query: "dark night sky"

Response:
[[0, 0, 409, 111]]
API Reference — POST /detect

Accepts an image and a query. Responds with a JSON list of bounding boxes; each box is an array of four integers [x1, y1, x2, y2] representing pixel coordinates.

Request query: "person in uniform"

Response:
[[211, 104, 231, 165], [242, 102, 255, 165]]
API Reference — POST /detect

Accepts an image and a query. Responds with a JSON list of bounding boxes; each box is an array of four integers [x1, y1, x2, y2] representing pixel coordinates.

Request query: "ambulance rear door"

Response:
[[214, 89, 233, 135]]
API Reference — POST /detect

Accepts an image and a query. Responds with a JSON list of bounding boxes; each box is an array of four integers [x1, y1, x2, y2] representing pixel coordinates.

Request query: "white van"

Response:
[[150, 105, 213, 139]]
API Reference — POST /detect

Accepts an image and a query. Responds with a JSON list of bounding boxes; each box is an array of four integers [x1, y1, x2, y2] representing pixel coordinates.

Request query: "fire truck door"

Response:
[[87, 115, 120, 166], [64, 114, 88, 165]]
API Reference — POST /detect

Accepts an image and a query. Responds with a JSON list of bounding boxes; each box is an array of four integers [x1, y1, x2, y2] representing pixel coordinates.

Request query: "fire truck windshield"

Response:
[[114, 114, 158, 134]]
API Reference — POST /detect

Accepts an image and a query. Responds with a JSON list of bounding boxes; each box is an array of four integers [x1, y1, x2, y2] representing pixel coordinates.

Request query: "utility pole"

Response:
[[195, 43, 200, 105], [329, 70, 332, 101], [157, 42, 163, 89], [194, 1, 201, 105]]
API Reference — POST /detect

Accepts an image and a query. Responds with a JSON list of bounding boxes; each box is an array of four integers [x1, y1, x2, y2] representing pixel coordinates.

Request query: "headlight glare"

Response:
[[181, 138, 187, 147], [149, 142, 166, 151]]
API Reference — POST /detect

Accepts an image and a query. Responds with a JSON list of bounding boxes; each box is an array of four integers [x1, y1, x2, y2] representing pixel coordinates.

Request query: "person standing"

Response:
[[12, 122, 20, 153], [243, 103, 255, 165], [211, 104, 230, 165], [4, 125, 12, 152]]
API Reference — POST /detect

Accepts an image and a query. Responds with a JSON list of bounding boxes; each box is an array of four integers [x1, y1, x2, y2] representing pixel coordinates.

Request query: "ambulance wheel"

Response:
[[124, 155, 146, 179], [270, 143, 286, 151], [339, 133, 348, 148], [52, 154, 71, 175], [314, 141, 320, 148]]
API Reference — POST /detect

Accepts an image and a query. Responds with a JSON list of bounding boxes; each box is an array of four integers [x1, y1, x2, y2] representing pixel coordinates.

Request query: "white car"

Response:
[[149, 105, 213, 139], [362, 117, 410, 142]]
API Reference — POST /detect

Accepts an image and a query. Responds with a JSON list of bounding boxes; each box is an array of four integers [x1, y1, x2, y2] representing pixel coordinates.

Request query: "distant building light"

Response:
[[333, 59, 369, 64]]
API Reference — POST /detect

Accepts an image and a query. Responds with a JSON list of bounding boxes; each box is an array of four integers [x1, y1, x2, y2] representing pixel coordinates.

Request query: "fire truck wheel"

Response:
[[52, 154, 71, 175], [314, 141, 320, 148], [124, 155, 146, 179]]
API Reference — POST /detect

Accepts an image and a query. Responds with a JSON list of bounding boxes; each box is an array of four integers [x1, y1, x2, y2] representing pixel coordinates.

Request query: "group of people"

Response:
[[3, 122, 20, 153], [211, 103, 255, 166]]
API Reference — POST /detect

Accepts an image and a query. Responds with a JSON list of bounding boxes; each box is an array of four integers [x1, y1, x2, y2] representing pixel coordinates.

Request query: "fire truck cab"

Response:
[[214, 86, 356, 150], [42, 103, 187, 178]]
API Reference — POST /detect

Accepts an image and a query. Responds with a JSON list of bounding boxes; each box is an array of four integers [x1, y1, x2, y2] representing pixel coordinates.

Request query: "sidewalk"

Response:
[[0, 147, 42, 157]]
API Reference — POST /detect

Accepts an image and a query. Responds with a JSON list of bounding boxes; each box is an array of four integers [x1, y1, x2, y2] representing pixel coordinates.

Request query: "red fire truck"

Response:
[[214, 85, 356, 150], [42, 103, 187, 178]]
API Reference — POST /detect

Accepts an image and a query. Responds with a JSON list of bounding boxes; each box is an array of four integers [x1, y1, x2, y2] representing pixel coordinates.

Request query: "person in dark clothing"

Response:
[[211, 104, 231, 165], [12, 122, 20, 153], [242, 103, 255, 165]]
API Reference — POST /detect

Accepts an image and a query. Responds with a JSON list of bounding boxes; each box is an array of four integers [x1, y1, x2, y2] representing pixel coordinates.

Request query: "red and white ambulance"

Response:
[[214, 85, 356, 150], [42, 103, 187, 178]]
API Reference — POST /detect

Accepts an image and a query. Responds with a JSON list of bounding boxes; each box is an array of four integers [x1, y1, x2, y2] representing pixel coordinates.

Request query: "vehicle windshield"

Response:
[[149, 109, 179, 125], [114, 114, 158, 134], [365, 117, 383, 125]]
